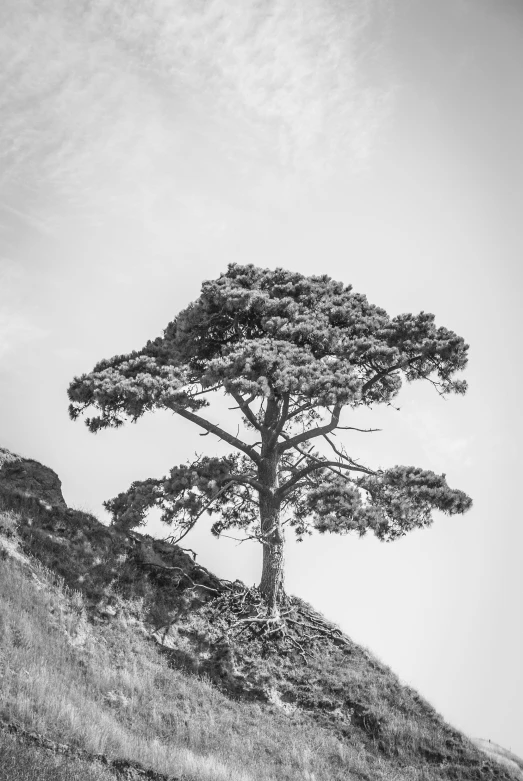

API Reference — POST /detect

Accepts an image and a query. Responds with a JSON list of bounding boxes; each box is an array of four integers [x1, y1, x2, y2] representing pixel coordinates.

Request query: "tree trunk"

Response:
[[258, 447, 285, 614], [259, 503, 285, 613]]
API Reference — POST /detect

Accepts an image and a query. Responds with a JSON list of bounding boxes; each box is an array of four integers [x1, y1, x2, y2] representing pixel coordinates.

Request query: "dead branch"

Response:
[[337, 426, 382, 433]]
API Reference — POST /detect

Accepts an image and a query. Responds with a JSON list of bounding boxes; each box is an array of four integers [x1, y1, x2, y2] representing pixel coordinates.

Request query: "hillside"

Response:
[[471, 742, 523, 780], [0, 449, 519, 781]]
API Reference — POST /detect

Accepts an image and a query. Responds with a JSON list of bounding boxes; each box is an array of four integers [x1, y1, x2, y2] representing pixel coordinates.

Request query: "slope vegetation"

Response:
[[0, 457, 518, 781]]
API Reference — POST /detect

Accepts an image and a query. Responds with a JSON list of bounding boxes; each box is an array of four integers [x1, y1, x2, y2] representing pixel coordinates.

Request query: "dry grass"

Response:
[[0, 523, 385, 781], [0, 730, 115, 781]]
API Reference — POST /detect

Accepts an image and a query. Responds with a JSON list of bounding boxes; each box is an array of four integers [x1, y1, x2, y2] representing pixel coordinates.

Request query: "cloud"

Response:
[[0, 201, 57, 238], [0, 0, 393, 234]]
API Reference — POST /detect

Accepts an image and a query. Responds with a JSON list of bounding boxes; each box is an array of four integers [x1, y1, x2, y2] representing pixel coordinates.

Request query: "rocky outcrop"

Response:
[[0, 447, 66, 508]]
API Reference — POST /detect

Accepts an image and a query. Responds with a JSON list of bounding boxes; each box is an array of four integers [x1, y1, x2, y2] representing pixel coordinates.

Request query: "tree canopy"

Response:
[[68, 264, 472, 611]]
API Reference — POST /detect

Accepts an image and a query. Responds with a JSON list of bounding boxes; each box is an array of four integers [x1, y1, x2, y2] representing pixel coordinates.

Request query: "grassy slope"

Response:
[[0, 730, 116, 781], [0, 490, 517, 781], [472, 741, 523, 781]]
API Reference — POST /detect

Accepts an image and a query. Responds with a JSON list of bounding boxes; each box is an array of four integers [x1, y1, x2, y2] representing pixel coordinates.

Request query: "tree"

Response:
[[68, 264, 472, 616]]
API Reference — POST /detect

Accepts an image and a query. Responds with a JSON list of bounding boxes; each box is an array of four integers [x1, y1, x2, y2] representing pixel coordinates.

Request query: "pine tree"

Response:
[[68, 264, 472, 615]]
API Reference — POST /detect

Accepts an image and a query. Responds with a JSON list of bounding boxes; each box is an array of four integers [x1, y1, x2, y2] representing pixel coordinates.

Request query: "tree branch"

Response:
[[229, 390, 264, 432], [277, 433, 376, 498], [189, 383, 222, 398], [167, 482, 234, 544], [167, 474, 264, 544], [167, 404, 260, 463], [322, 433, 350, 462], [360, 355, 424, 396], [337, 426, 381, 433], [278, 458, 375, 498], [287, 400, 315, 421], [227, 474, 265, 493], [278, 404, 342, 453]]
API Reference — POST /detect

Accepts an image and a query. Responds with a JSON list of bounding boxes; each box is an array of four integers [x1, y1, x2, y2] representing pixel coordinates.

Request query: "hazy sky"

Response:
[[1, 0, 522, 757]]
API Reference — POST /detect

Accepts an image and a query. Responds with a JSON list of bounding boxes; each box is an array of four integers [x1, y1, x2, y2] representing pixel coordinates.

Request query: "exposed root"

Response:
[[142, 555, 351, 662], [285, 615, 351, 647], [204, 584, 350, 662]]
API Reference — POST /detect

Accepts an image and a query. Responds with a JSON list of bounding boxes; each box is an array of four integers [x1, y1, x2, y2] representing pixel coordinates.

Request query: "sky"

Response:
[[1, 0, 522, 757]]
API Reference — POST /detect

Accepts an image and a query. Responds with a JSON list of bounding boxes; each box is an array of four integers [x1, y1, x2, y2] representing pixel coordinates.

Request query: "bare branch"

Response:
[[321, 433, 374, 475], [278, 404, 343, 453], [278, 458, 374, 498], [164, 472, 263, 545], [424, 375, 449, 398], [218, 533, 257, 545], [230, 390, 264, 431], [227, 474, 265, 493], [337, 426, 381, 433], [277, 433, 376, 498], [286, 400, 315, 421], [168, 482, 234, 544], [189, 384, 222, 398], [322, 433, 350, 462], [167, 403, 260, 463], [280, 449, 311, 474]]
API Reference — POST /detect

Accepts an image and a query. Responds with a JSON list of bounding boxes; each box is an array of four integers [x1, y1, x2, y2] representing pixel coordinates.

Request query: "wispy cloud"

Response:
[[0, 201, 57, 237], [0, 0, 392, 234]]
